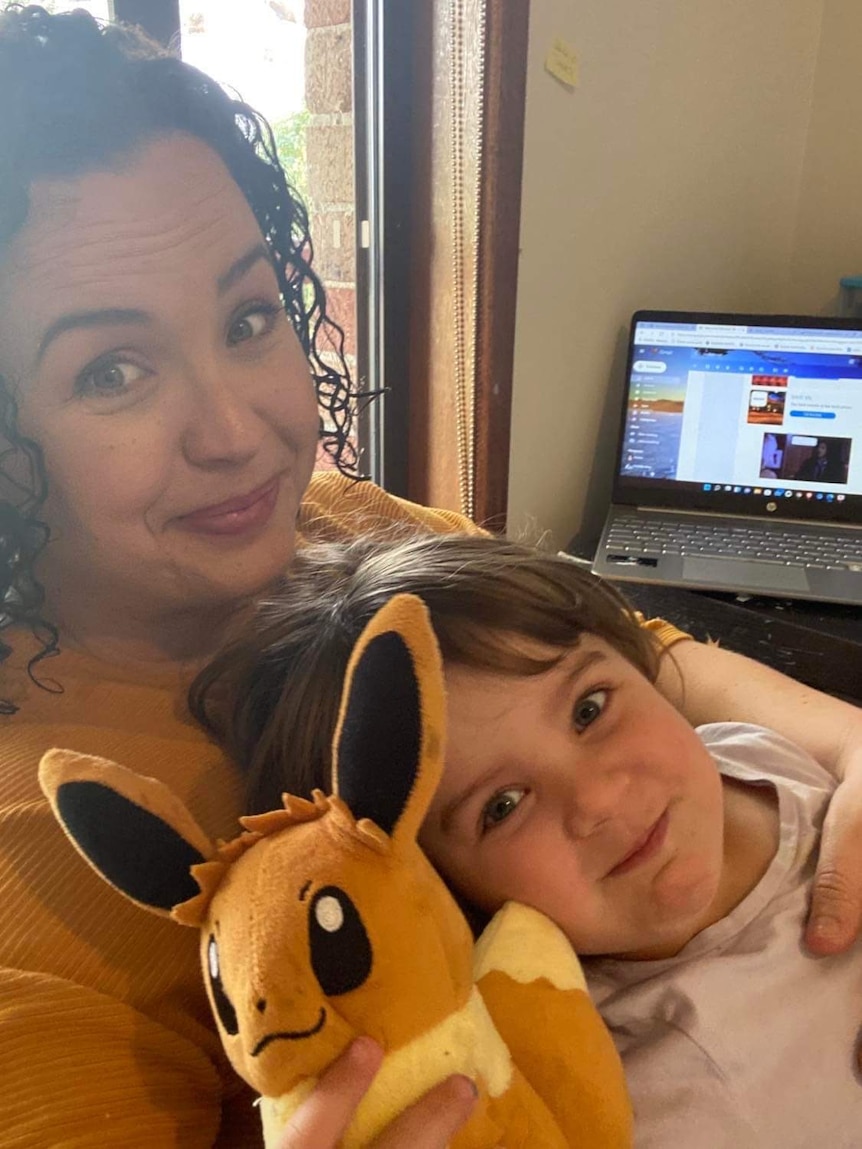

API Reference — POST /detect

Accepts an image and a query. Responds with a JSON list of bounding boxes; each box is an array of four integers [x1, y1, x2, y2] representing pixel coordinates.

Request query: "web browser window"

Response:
[[618, 318, 862, 515]]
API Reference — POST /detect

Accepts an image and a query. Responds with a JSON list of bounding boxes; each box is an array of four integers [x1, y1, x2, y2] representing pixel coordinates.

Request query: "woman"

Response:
[[0, 6, 859, 1147], [794, 438, 848, 485]]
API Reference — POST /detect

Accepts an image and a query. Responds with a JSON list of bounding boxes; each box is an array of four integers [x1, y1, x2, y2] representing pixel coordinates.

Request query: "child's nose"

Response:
[[563, 763, 631, 838]]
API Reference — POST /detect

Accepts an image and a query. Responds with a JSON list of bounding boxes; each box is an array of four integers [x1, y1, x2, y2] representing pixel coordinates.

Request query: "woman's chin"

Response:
[[162, 504, 298, 591], [178, 542, 297, 609]]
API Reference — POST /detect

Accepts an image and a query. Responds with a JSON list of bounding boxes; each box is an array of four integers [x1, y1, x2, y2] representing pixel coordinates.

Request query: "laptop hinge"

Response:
[[629, 506, 860, 530]]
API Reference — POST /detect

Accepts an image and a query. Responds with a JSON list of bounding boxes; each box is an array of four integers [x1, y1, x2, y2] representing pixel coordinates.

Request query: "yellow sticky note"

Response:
[[545, 37, 578, 88]]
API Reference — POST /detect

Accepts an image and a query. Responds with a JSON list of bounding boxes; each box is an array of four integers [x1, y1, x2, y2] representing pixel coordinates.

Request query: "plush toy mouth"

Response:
[[251, 1007, 327, 1056]]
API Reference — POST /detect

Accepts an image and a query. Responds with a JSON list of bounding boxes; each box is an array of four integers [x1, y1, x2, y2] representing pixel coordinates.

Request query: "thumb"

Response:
[[805, 792, 862, 955], [806, 865, 862, 955]]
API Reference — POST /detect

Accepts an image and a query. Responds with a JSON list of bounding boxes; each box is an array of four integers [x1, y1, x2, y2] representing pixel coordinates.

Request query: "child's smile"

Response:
[[420, 635, 760, 960]]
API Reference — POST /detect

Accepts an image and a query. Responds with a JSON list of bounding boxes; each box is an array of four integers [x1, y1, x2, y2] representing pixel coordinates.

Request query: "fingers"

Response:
[[805, 781, 862, 955], [275, 1039, 477, 1149], [368, 1074, 478, 1149], [277, 1037, 384, 1148]]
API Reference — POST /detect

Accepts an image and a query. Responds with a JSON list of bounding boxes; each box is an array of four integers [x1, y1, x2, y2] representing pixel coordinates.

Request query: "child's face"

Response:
[[420, 635, 726, 959]]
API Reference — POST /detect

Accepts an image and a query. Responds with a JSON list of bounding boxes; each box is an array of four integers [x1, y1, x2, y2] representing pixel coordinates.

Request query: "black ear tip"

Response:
[[336, 629, 422, 836], [55, 780, 205, 911]]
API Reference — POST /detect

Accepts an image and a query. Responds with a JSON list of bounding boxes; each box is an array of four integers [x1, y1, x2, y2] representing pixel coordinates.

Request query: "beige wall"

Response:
[[784, 0, 862, 314], [508, 0, 826, 548]]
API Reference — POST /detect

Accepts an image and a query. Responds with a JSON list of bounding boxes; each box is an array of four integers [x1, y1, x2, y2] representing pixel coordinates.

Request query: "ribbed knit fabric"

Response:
[[638, 615, 691, 651], [0, 472, 690, 1147]]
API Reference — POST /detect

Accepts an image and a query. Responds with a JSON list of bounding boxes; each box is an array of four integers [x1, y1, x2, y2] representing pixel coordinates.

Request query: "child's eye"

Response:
[[75, 357, 150, 398], [481, 787, 526, 832], [573, 689, 608, 731], [227, 302, 280, 346]]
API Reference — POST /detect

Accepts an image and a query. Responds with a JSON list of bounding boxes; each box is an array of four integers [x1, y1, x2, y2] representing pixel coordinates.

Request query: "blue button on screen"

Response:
[[789, 410, 836, 419]]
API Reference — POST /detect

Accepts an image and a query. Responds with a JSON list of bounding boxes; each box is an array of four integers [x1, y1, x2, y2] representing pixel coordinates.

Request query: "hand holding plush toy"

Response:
[[39, 594, 632, 1148]]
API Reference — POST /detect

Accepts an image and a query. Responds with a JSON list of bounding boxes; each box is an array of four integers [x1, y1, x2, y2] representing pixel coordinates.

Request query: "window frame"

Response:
[[352, 0, 414, 495], [375, 0, 530, 526], [110, 0, 179, 45]]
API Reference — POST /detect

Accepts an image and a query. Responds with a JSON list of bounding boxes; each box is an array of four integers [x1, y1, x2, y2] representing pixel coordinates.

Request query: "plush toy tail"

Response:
[[474, 903, 633, 1148]]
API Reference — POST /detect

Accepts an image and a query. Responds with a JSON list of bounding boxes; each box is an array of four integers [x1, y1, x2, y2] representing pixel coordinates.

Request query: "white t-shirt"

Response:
[[586, 722, 862, 1149]]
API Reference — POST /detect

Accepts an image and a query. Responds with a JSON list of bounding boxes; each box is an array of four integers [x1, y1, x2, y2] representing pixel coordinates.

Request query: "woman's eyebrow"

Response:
[[33, 245, 276, 367], [36, 307, 149, 365], [216, 243, 275, 296]]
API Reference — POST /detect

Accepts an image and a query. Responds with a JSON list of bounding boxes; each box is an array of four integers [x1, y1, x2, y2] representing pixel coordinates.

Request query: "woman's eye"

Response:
[[573, 689, 608, 731], [227, 303, 279, 346], [481, 787, 526, 832], [76, 359, 149, 397]]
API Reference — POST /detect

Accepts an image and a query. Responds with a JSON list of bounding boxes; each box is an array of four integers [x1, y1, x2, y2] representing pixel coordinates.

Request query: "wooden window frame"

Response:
[[382, 0, 530, 527]]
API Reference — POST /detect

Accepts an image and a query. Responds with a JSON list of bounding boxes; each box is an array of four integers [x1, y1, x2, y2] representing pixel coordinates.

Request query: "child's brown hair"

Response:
[[189, 533, 660, 814]]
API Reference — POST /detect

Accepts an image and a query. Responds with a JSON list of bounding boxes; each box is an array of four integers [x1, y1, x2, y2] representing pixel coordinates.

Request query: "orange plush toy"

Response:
[[39, 594, 632, 1148]]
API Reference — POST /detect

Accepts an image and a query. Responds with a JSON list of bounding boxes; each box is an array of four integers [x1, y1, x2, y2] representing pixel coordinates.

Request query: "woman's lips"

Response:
[[608, 810, 669, 878], [173, 477, 280, 537]]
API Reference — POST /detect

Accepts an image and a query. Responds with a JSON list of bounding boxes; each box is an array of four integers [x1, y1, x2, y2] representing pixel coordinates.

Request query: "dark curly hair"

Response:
[[189, 533, 660, 816], [0, 3, 360, 708]]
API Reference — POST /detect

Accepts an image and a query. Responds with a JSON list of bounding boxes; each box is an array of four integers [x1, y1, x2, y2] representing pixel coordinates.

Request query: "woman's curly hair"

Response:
[[0, 3, 360, 707]]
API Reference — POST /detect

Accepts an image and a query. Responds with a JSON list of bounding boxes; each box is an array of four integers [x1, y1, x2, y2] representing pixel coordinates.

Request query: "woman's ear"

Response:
[[39, 749, 215, 919], [331, 593, 447, 845]]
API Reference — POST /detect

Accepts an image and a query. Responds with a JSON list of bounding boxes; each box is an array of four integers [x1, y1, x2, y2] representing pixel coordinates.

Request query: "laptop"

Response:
[[592, 310, 862, 605]]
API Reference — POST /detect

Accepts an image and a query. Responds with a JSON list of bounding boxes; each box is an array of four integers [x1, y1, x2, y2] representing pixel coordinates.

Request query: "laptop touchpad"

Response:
[[682, 556, 809, 593]]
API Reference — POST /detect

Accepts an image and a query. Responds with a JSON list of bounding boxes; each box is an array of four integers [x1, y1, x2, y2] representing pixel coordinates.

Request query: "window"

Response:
[[39, 0, 112, 18]]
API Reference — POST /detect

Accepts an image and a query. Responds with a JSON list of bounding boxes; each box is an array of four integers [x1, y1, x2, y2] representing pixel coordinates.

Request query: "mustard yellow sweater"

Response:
[[0, 473, 686, 1148]]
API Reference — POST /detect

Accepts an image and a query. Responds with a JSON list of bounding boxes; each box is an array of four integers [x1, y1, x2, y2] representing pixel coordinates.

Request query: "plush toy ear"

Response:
[[39, 749, 215, 919], [332, 593, 446, 845]]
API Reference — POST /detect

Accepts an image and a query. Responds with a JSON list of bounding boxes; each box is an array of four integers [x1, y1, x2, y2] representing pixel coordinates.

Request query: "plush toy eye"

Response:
[[208, 936, 220, 979], [309, 886, 372, 996], [206, 934, 239, 1036], [315, 894, 344, 932]]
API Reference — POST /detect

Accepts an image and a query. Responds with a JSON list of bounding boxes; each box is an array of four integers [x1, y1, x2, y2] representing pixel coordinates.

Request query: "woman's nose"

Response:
[[180, 371, 264, 468]]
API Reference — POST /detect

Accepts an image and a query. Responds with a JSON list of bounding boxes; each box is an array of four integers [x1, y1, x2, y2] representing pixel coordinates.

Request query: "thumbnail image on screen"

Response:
[[759, 433, 852, 484], [751, 373, 788, 389], [747, 390, 786, 426]]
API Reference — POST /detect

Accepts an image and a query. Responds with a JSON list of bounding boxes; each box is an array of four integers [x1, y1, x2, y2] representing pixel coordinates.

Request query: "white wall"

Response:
[[508, 0, 826, 548]]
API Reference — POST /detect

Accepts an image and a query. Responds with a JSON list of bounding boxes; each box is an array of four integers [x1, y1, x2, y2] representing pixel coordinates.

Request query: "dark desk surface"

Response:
[[566, 546, 862, 705], [617, 582, 861, 705]]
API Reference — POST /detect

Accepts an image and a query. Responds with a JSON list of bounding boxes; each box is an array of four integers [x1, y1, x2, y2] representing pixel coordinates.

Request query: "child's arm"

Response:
[[654, 637, 862, 955]]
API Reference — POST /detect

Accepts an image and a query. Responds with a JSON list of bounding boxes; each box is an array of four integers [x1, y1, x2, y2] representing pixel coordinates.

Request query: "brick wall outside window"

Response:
[[305, 0, 357, 470]]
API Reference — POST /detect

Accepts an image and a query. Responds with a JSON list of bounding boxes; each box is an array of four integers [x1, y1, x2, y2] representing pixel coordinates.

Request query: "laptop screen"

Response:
[[614, 310, 862, 524]]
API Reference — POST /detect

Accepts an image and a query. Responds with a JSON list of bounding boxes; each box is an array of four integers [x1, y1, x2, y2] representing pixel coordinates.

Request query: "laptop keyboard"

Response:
[[604, 515, 862, 569]]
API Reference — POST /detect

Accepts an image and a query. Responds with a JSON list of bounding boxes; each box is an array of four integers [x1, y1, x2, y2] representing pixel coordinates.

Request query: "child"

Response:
[[191, 533, 862, 1148]]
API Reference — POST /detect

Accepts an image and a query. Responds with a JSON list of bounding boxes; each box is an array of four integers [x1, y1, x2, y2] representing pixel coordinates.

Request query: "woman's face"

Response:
[[0, 134, 320, 628]]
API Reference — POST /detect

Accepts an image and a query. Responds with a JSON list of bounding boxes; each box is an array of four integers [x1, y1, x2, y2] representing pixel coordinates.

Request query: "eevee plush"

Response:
[[39, 594, 632, 1148]]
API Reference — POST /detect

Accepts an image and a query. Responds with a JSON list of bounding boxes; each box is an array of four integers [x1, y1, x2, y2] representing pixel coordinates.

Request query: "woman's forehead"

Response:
[[0, 134, 264, 344]]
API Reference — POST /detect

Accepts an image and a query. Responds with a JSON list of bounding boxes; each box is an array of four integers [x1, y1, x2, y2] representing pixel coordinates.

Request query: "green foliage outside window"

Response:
[[271, 109, 311, 209]]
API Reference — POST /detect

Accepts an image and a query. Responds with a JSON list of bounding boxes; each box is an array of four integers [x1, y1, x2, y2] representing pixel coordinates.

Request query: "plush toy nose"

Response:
[[256, 998, 267, 1014]]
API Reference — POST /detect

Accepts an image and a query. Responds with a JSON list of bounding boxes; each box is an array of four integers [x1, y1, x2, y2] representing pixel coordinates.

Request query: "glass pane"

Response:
[[39, 1, 112, 18], [179, 0, 358, 473]]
